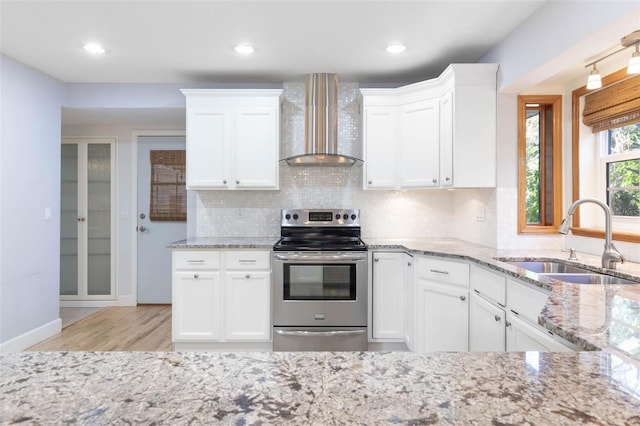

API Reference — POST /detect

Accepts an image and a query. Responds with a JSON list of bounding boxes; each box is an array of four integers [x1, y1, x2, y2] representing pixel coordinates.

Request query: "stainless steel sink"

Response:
[[540, 273, 639, 285], [505, 261, 593, 274]]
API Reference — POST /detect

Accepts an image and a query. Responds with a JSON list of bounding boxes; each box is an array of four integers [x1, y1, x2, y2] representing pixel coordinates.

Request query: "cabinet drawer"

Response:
[[470, 265, 506, 306], [174, 250, 221, 270], [416, 257, 469, 287], [507, 279, 550, 324], [225, 250, 270, 270]]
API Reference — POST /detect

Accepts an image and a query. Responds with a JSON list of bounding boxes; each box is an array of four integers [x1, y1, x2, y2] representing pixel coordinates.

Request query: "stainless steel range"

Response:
[[272, 209, 368, 351]]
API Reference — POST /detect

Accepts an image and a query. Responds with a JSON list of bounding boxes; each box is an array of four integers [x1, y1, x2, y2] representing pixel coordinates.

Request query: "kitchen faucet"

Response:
[[558, 198, 625, 269]]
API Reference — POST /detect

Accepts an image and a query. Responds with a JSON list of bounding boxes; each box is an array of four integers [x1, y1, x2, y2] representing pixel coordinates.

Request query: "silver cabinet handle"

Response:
[[445, 177, 451, 182], [275, 253, 367, 262], [432, 178, 438, 183], [187, 260, 205, 264], [459, 295, 466, 301], [374, 258, 379, 262], [494, 315, 501, 322], [193, 274, 199, 279], [407, 262, 412, 266], [77, 217, 86, 222], [245, 274, 251, 279], [274, 329, 365, 337], [236, 180, 240, 184], [368, 180, 373, 184], [506, 321, 512, 328], [430, 269, 449, 275], [238, 259, 256, 263], [223, 179, 227, 184]]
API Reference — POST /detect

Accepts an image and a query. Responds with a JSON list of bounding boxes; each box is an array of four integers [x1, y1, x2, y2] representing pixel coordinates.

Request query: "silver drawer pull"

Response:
[[494, 315, 501, 322], [245, 274, 251, 279], [430, 269, 449, 275], [275, 329, 365, 338], [459, 295, 466, 301], [187, 260, 205, 263], [193, 274, 199, 279], [238, 259, 257, 263]]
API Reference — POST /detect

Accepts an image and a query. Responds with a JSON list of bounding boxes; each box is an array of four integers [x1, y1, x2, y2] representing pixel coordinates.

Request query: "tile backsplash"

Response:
[[192, 82, 494, 243]]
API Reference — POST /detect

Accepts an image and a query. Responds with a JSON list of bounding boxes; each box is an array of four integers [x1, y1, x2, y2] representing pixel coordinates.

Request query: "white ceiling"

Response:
[[0, 0, 547, 85]]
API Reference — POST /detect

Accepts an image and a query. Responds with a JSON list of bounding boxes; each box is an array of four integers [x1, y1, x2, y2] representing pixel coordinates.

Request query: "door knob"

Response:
[[138, 225, 149, 232]]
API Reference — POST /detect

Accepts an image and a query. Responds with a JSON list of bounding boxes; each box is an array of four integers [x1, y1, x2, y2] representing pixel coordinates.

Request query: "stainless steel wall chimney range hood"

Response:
[[282, 73, 363, 166]]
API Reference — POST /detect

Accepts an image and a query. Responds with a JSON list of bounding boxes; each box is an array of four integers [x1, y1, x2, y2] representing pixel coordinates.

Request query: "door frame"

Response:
[[131, 130, 186, 306]]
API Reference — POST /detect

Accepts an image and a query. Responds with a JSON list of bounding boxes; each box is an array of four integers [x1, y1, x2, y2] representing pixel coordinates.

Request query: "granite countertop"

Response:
[[167, 236, 278, 249], [2, 350, 639, 424]]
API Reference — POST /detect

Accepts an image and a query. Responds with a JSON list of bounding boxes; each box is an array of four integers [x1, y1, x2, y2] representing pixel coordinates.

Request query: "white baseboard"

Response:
[[118, 295, 137, 306], [0, 318, 62, 352], [59, 295, 137, 308]]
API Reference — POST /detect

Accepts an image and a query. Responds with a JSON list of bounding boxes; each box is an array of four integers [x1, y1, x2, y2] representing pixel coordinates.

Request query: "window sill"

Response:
[[571, 227, 640, 244]]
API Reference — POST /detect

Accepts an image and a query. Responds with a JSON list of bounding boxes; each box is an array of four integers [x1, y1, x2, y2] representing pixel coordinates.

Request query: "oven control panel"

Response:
[[281, 209, 360, 227]]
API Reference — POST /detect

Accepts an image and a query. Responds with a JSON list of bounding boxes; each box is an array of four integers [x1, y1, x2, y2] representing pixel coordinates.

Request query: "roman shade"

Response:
[[582, 74, 640, 132], [149, 150, 186, 222]]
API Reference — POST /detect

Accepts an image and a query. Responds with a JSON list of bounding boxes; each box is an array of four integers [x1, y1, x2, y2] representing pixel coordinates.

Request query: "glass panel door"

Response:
[[87, 144, 111, 296], [60, 144, 79, 296]]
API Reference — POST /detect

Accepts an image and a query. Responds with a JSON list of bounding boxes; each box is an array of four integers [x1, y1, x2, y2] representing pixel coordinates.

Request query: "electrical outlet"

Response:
[[475, 206, 486, 222]]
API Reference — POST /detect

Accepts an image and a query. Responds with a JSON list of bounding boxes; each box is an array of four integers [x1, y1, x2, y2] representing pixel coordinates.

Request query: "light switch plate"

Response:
[[44, 207, 52, 221]]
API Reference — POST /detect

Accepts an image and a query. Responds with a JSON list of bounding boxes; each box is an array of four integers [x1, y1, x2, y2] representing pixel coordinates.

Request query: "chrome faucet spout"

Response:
[[558, 198, 625, 269]]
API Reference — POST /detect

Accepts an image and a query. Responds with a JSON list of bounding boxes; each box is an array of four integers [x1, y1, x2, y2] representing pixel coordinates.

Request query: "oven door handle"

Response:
[[274, 329, 366, 338], [274, 253, 367, 262]]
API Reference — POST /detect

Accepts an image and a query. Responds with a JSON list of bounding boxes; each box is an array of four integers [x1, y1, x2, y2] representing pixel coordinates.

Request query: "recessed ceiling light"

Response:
[[234, 44, 255, 55], [83, 42, 106, 55], [386, 43, 406, 54]]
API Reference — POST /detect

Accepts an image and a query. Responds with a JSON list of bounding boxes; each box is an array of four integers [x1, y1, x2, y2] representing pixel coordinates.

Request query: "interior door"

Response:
[[137, 135, 187, 304]]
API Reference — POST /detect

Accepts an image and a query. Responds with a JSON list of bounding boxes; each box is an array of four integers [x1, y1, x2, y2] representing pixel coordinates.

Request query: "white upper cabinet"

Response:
[[182, 89, 282, 190], [363, 106, 397, 189], [361, 63, 497, 190], [398, 99, 440, 188]]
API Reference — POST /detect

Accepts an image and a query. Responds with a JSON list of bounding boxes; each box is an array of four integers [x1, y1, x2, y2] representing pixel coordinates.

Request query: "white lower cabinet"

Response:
[[173, 271, 222, 341], [506, 313, 573, 352], [371, 252, 407, 340], [414, 257, 469, 352], [469, 291, 505, 351], [224, 271, 271, 341], [172, 249, 271, 350]]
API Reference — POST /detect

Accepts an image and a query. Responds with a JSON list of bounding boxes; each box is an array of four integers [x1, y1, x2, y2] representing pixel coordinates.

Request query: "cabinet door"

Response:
[[186, 106, 230, 189], [173, 271, 222, 341], [363, 106, 397, 189], [414, 280, 468, 352], [372, 252, 405, 339], [506, 313, 572, 352], [224, 271, 271, 341], [469, 292, 505, 351], [398, 99, 440, 188], [439, 89, 454, 187], [234, 107, 279, 189], [404, 254, 414, 350]]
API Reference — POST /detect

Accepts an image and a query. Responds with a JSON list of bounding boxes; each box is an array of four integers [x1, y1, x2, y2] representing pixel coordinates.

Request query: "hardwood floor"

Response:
[[27, 305, 172, 351]]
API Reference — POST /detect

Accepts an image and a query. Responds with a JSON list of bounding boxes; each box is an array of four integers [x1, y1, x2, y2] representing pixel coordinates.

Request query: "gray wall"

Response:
[[1, 54, 66, 346]]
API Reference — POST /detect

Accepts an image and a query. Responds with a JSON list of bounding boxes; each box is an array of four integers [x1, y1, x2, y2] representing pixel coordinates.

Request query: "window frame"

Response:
[[517, 94, 563, 234], [571, 68, 640, 243]]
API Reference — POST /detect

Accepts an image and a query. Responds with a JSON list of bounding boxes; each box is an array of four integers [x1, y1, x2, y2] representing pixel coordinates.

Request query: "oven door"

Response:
[[273, 252, 368, 327]]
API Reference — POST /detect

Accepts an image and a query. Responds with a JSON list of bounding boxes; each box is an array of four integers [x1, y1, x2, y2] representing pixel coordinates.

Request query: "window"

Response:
[[603, 125, 640, 217], [517, 95, 563, 234], [149, 150, 187, 222], [571, 69, 640, 242]]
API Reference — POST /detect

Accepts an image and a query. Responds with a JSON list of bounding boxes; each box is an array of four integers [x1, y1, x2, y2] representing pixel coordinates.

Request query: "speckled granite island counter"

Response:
[[168, 236, 278, 249], [2, 350, 639, 424]]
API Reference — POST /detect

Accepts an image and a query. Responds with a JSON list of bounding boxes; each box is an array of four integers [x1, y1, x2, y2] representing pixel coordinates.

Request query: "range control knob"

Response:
[[343, 214, 348, 220], [335, 213, 341, 220], [351, 214, 357, 220], [293, 214, 299, 220], [285, 214, 291, 220]]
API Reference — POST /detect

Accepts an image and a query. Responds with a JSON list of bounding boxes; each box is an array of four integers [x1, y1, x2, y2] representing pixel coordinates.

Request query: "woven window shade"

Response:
[[583, 74, 640, 133], [149, 150, 186, 222]]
